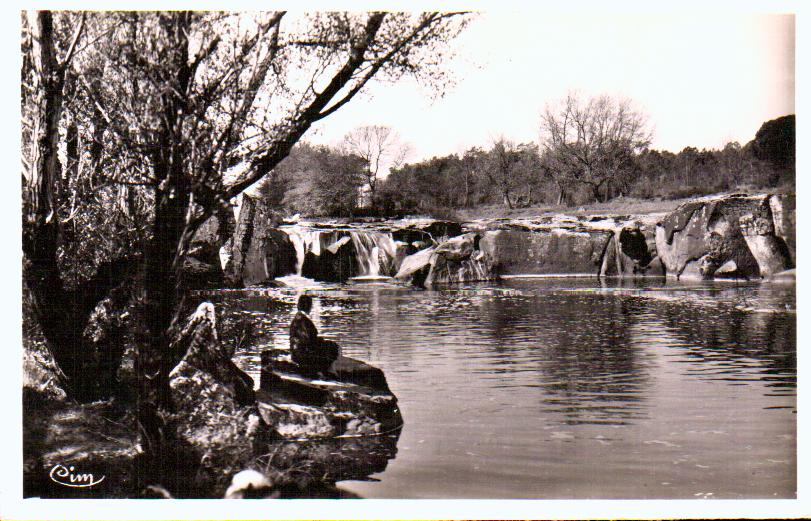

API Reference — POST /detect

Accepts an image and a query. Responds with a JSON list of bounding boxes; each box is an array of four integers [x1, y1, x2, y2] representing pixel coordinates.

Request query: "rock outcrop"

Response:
[[600, 227, 664, 277], [394, 246, 435, 286], [184, 207, 236, 289], [480, 226, 613, 276], [207, 192, 794, 287], [654, 194, 793, 279], [168, 303, 266, 495], [393, 233, 497, 286], [258, 349, 403, 439], [424, 233, 495, 285], [391, 220, 463, 245], [301, 232, 359, 282], [226, 195, 297, 287]]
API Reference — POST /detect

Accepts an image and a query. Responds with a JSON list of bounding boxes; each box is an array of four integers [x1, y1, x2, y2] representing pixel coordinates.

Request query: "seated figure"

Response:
[[289, 295, 340, 374]]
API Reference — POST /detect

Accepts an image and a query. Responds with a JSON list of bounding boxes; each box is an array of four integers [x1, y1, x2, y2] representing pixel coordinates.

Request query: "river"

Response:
[[210, 276, 796, 499]]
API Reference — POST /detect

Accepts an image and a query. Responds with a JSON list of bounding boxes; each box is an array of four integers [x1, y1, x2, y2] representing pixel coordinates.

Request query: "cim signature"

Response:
[[49, 464, 105, 488]]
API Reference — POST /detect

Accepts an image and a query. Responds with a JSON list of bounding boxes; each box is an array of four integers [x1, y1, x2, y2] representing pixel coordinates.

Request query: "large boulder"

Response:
[[654, 194, 793, 279], [769, 193, 796, 261], [394, 246, 435, 286], [226, 195, 296, 287], [480, 227, 613, 276], [600, 227, 663, 277], [184, 207, 237, 289], [301, 232, 358, 282], [424, 233, 495, 285], [258, 349, 403, 439], [168, 303, 266, 495]]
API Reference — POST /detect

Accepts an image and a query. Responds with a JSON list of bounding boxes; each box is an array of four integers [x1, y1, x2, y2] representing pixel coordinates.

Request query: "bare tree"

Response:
[[540, 92, 651, 203], [342, 124, 410, 208], [484, 138, 539, 209], [22, 10, 470, 472], [20, 11, 131, 401]]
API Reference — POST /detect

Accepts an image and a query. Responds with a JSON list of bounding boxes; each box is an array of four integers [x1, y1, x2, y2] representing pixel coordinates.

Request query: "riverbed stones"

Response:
[[654, 194, 793, 279]]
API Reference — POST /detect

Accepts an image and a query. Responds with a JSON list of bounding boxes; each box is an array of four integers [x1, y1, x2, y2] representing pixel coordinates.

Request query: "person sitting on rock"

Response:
[[289, 295, 340, 375]]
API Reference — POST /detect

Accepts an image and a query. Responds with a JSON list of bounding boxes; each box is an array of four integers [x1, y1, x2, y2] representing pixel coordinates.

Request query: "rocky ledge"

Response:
[[393, 193, 794, 284], [186, 192, 795, 288], [258, 349, 403, 438], [165, 302, 403, 497], [655, 193, 794, 280]]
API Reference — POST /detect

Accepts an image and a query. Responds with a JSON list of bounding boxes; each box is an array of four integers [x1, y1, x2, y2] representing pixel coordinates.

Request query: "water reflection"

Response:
[[208, 277, 796, 498], [471, 293, 652, 425]]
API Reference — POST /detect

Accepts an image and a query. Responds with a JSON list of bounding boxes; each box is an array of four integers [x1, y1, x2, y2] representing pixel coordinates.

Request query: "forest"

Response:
[[267, 106, 795, 218]]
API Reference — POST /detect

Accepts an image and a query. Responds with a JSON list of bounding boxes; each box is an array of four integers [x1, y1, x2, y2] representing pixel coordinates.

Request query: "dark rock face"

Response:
[[183, 207, 236, 290], [227, 195, 296, 286], [258, 349, 403, 439], [422, 220, 464, 242], [424, 233, 495, 285], [770, 193, 796, 262], [480, 228, 613, 276], [600, 227, 662, 277], [182, 256, 225, 290], [391, 220, 463, 245], [301, 232, 358, 282], [655, 194, 794, 279]]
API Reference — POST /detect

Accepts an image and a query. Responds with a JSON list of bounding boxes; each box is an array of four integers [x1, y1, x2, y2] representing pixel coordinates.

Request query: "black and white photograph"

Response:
[[7, 1, 806, 518]]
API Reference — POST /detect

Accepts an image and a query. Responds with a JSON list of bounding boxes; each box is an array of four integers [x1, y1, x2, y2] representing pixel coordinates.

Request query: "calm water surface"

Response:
[[213, 278, 796, 499]]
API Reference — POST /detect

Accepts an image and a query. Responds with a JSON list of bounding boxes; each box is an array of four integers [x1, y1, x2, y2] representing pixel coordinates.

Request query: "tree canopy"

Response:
[[21, 9, 470, 472], [540, 92, 652, 203]]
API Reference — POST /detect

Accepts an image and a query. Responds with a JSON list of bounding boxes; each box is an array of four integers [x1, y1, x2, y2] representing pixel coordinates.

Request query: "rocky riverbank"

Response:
[[23, 301, 403, 499], [188, 192, 795, 288]]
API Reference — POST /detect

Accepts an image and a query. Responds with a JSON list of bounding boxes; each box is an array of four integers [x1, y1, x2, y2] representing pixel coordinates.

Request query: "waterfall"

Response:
[[350, 231, 397, 277], [282, 227, 399, 280], [284, 229, 322, 276]]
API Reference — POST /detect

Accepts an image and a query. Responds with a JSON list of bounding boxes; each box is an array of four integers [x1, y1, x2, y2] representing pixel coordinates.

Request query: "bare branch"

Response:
[[60, 12, 86, 69]]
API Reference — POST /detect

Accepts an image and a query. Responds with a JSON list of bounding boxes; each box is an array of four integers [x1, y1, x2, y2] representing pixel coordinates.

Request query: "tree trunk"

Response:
[[22, 11, 83, 398], [590, 183, 601, 203], [134, 12, 197, 481]]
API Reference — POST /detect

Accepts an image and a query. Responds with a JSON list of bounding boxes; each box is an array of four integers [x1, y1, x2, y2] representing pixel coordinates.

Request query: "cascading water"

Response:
[[350, 231, 397, 278], [281, 226, 400, 281], [285, 229, 322, 275]]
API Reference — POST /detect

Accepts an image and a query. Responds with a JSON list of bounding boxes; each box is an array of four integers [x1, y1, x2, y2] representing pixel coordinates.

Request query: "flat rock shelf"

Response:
[[258, 349, 403, 439]]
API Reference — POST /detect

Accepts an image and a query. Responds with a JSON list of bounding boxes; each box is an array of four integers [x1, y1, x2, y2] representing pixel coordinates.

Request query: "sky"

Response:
[[306, 11, 795, 165]]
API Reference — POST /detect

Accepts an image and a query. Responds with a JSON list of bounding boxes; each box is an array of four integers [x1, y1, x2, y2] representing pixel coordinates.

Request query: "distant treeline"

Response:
[[266, 113, 795, 218]]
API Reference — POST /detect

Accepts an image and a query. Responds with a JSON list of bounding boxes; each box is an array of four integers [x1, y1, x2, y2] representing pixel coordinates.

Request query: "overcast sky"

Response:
[[306, 11, 795, 165]]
